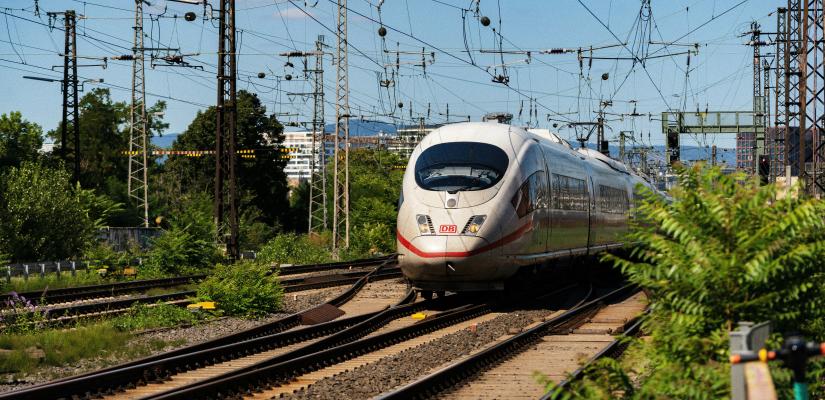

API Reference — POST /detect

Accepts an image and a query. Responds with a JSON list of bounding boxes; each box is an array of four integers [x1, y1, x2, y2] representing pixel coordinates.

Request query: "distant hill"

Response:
[[582, 143, 736, 166], [324, 119, 397, 136]]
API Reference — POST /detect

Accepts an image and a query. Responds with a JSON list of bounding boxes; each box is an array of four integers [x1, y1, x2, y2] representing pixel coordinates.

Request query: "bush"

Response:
[[345, 221, 395, 258], [197, 262, 282, 317], [111, 302, 200, 331], [551, 165, 825, 399], [256, 233, 332, 266], [140, 226, 221, 278]]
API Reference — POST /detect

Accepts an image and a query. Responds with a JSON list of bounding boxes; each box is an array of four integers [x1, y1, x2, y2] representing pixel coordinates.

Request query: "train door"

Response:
[[537, 152, 551, 253]]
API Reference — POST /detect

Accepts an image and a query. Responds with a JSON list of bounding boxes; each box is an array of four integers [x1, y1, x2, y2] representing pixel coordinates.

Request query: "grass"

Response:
[[110, 302, 201, 331], [0, 323, 166, 375], [0, 303, 203, 376], [1, 272, 115, 294]]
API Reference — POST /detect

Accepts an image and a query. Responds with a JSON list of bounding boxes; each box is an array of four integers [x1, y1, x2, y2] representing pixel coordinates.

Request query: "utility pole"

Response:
[[744, 21, 768, 176], [618, 131, 631, 163], [128, 0, 149, 227], [50, 10, 80, 184], [597, 100, 611, 156], [332, 0, 350, 257], [215, 0, 240, 259], [282, 36, 328, 235], [712, 145, 718, 167], [775, 7, 788, 180]]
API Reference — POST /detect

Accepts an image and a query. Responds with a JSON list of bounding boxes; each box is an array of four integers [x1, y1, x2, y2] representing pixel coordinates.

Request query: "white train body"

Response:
[[396, 122, 653, 291]]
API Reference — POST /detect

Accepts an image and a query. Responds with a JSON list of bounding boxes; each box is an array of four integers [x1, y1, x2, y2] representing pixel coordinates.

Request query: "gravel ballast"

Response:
[[285, 308, 554, 400]]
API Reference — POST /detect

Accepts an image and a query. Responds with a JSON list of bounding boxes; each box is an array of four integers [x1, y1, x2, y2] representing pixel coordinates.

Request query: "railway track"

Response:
[[378, 285, 645, 400], [0, 265, 401, 329], [0, 275, 203, 307], [280, 266, 401, 292], [0, 257, 404, 400], [276, 254, 397, 276], [138, 285, 582, 400]]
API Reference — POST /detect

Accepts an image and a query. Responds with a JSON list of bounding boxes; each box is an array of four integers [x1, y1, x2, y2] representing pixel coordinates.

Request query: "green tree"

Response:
[[0, 162, 99, 261], [0, 111, 43, 168], [46, 89, 168, 226], [329, 148, 405, 256], [165, 90, 289, 228]]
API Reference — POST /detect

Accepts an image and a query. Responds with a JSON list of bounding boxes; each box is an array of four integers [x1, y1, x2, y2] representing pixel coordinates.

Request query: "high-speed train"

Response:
[[396, 121, 656, 294]]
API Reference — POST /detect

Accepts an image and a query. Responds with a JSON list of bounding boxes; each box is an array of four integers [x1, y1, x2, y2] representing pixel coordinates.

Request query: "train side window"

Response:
[[551, 173, 587, 211], [511, 178, 531, 218], [598, 185, 630, 213], [512, 171, 545, 217], [529, 172, 547, 209]]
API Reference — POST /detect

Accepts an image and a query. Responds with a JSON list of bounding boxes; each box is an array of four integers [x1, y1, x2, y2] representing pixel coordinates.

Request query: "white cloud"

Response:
[[275, 7, 313, 20]]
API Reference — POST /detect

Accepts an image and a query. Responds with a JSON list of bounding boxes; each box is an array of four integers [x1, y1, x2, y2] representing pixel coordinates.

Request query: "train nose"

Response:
[[399, 234, 495, 280]]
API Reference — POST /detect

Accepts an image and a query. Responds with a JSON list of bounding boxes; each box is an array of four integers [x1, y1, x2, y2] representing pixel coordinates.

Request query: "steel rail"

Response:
[[541, 313, 644, 398], [1, 275, 203, 306], [0, 257, 399, 400], [4, 267, 400, 324], [148, 295, 477, 399], [148, 285, 586, 400], [0, 291, 195, 331], [281, 266, 401, 292], [276, 254, 397, 275], [376, 284, 637, 400], [151, 304, 492, 399]]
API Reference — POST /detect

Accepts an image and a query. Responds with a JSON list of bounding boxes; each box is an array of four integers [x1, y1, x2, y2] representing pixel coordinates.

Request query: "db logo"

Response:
[[439, 224, 457, 233]]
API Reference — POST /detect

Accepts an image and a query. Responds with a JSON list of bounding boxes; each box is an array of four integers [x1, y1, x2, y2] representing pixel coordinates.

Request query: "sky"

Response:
[[0, 0, 780, 152]]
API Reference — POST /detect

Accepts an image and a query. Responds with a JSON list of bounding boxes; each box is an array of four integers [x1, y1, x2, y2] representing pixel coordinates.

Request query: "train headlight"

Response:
[[463, 215, 486, 235], [417, 214, 433, 234]]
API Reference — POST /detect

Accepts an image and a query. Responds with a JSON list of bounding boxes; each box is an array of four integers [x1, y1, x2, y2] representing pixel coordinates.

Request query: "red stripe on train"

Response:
[[397, 221, 533, 258]]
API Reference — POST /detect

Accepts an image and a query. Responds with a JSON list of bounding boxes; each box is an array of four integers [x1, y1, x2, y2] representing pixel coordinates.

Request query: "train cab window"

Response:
[[415, 142, 509, 192], [511, 171, 547, 218]]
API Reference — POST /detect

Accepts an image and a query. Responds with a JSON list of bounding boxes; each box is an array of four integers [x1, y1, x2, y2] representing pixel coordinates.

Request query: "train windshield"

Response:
[[415, 142, 509, 191]]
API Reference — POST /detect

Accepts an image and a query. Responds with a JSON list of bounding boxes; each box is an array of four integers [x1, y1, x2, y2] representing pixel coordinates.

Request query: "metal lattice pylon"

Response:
[[215, 0, 240, 259], [787, 0, 803, 177], [128, 0, 149, 227], [774, 7, 788, 180], [800, 0, 825, 194], [332, 0, 350, 256], [308, 35, 328, 234]]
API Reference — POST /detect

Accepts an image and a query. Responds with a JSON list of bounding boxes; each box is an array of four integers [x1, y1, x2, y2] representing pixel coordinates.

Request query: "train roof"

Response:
[[422, 122, 641, 177]]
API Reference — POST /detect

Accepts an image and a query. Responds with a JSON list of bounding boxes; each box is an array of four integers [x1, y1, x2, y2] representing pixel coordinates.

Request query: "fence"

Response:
[[3, 258, 147, 282]]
